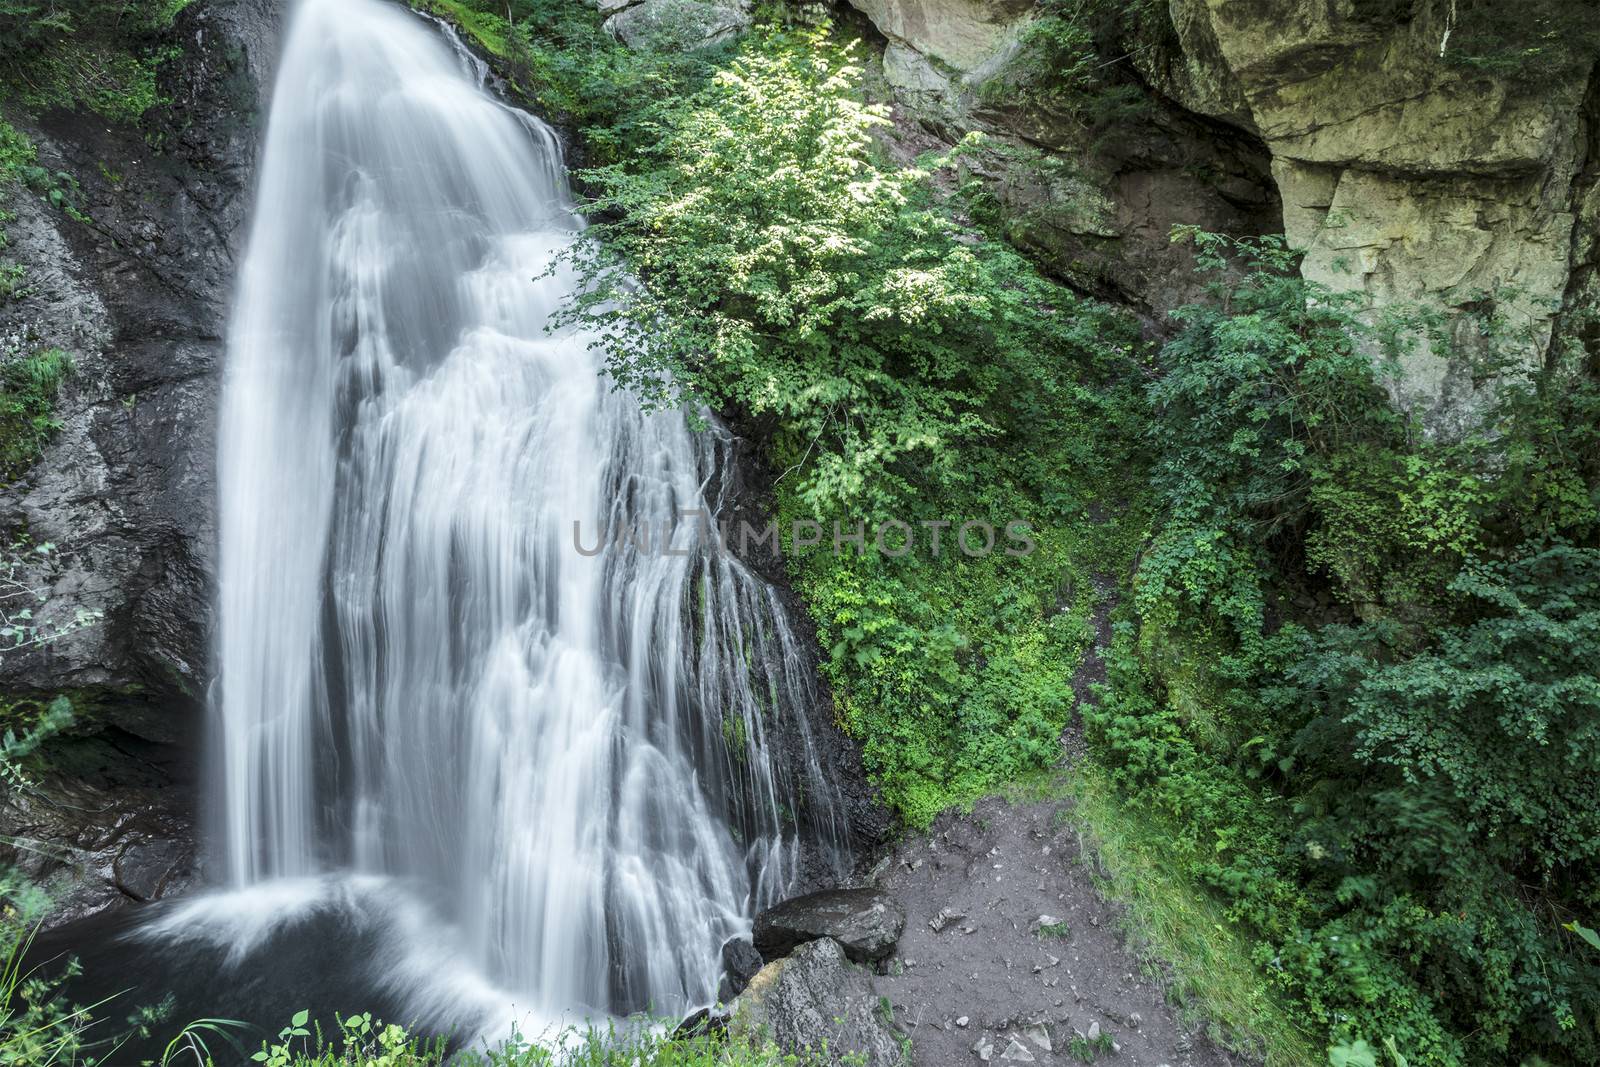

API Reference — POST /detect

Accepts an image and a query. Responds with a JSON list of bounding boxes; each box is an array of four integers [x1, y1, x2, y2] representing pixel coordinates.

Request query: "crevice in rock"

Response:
[[1556, 61, 1600, 370]]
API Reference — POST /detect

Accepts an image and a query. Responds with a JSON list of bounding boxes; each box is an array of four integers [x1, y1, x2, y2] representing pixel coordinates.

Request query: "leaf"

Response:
[[1329, 1040, 1378, 1067], [290, 1009, 309, 1028], [1564, 920, 1600, 952]]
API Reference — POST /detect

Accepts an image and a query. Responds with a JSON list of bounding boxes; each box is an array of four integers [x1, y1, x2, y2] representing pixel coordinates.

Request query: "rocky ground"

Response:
[[868, 795, 1235, 1067], [733, 791, 1242, 1066]]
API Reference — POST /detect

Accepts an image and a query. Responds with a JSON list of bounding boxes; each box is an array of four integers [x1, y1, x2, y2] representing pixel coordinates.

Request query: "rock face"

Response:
[[841, 0, 1282, 320], [730, 936, 906, 1067], [0, 0, 280, 920], [0, 728, 198, 927], [843, 0, 1600, 432], [850, 0, 1032, 75], [1150, 0, 1598, 433], [0, 0, 277, 721], [754, 886, 906, 963]]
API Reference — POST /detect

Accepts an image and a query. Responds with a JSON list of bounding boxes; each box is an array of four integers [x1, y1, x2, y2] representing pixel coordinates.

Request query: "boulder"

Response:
[[674, 1005, 729, 1039], [754, 887, 905, 963], [720, 936, 764, 1000], [730, 937, 906, 1067], [844, 0, 1033, 75], [604, 0, 749, 52]]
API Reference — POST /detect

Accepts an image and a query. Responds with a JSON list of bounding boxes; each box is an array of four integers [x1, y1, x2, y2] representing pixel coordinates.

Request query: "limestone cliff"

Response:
[[841, 0, 1600, 432]]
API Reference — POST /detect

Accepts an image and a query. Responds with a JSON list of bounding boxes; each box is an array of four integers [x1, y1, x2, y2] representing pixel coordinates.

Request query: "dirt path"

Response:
[[871, 795, 1241, 1067]]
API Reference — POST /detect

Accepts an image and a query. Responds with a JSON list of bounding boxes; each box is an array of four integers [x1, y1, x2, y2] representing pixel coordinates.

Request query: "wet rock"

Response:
[[112, 836, 190, 901], [730, 937, 905, 1067], [754, 887, 906, 963], [0, 749, 197, 929], [971, 1034, 994, 1061], [719, 936, 764, 1000], [0, 0, 275, 712], [0, 0, 278, 923], [674, 1005, 729, 1039]]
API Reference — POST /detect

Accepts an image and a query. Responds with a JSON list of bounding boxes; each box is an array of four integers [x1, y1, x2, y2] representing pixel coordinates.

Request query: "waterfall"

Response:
[[210, 0, 848, 1026]]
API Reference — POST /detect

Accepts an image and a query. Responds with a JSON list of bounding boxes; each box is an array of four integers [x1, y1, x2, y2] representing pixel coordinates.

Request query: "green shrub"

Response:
[[410, 0, 721, 166], [1088, 230, 1600, 1065], [977, 0, 1165, 132], [556, 29, 1146, 823], [237, 1011, 817, 1067], [1439, 0, 1600, 88]]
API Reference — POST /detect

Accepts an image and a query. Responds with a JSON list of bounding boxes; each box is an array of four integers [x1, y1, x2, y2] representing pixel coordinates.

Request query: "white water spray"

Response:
[[211, 0, 846, 1025]]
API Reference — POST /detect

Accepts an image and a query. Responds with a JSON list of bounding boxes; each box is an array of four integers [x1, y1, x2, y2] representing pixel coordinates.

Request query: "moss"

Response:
[[0, 120, 36, 295], [0, 1, 198, 124], [720, 709, 748, 758], [2, 683, 147, 727], [411, 0, 514, 57], [0, 347, 70, 481]]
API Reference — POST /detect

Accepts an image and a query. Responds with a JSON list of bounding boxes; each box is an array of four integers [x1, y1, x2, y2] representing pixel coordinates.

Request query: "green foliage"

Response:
[[0, 0, 194, 122], [0, 119, 36, 299], [239, 1012, 817, 1067], [0, 695, 72, 795], [0, 120, 32, 189], [564, 38, 1017, 511], [0, 873, 95, 1067], [411, 0, 721, 166], [1137, 229, 1410, 636], [1439, 0, 1600, 89], [977, 0, 1166, 133], [0, 347, 69, 481], [1315, 546, 1600, 872], [248, 1009, 442, 1067], [1065, 766, 1320, 1065], [555, 28, 1146, 824], [1086, 231, 1600, 1065]]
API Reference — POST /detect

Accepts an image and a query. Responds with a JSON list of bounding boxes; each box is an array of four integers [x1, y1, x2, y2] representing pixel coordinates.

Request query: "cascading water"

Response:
[[197, 0, 847, 1030]]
